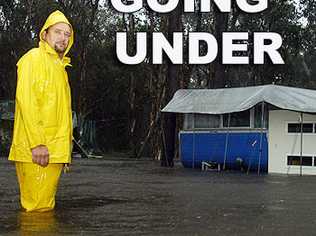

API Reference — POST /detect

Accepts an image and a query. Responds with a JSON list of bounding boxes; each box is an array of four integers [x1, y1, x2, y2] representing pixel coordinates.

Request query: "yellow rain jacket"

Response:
[[9, 10, 74, 163]]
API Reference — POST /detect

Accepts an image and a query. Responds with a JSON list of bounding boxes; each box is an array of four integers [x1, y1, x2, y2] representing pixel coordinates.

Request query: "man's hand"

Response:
[[31, 145, 49, 167]]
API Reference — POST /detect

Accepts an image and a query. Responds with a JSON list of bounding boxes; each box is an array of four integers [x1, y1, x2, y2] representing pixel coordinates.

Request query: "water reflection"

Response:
[[18, 211, 58, 235]]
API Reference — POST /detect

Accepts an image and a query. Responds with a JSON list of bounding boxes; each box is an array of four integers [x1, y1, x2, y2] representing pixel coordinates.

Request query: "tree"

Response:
[[0, 0, 314, 160]]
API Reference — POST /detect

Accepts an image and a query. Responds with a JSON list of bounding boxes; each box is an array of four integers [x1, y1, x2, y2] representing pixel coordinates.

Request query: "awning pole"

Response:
[[257, 101, 265, 175], [223, 114, 231, 170], [192, 114, 195, 169], [300, 112, 303, 176], [192, 90, 197, 169]]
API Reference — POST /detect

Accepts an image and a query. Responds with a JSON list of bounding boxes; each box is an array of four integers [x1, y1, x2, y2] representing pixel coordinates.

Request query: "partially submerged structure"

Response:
[[162, 85, 316, 175]]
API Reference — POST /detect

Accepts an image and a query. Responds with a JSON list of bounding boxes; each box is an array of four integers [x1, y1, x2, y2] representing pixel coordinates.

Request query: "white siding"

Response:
[[269, 110, 316, 175]]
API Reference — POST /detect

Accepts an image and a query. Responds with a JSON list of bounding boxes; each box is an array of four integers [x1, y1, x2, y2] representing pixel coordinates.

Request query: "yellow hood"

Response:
[[39, 10, 74, 58]]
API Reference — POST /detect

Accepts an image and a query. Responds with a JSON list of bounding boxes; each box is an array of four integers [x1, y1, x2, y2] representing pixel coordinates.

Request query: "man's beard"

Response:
[[54, 44, 67, 54]]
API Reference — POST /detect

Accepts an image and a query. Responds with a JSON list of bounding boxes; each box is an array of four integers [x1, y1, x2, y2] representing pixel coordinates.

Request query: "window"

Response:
[[254, 103, 268, 128], [287, 156, 313, 166], [194, 114, 220, 129], [183, 114, 194, 129], [288, 123, 313, 133], [223, 110, 250, 128], [183, 108, 266, 130], [183, 114, 220, 129]]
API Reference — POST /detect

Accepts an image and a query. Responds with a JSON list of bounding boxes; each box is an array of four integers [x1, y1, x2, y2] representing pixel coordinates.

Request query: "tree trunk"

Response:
[[161, 3, 182, 167], [209, 5, 229, 89]]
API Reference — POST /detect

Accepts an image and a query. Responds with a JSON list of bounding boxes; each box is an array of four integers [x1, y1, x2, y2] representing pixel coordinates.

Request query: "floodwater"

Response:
[[1, 157, 316, 235]]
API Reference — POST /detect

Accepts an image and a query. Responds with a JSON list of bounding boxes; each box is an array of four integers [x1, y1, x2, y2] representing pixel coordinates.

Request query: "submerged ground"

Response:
[[1, 157, 316, 235]]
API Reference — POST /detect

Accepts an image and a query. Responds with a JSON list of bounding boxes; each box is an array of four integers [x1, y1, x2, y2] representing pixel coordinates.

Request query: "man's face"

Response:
[[42, 22, 71, 55]]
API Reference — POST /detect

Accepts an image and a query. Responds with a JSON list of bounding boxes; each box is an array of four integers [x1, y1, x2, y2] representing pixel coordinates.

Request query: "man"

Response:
[[9, 10, 74, 212]]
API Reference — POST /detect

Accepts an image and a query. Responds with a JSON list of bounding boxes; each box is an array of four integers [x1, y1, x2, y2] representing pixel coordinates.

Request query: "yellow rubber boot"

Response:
[[15, 162, 63, 212]]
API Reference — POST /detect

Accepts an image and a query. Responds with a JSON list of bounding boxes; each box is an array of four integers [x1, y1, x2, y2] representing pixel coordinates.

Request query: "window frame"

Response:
[[286, 122, 315, 135], [287, 155, 314, 167]]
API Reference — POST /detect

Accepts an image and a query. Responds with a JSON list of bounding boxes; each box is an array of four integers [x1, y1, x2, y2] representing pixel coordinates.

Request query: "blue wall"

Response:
[[180, 131, 268, 172]]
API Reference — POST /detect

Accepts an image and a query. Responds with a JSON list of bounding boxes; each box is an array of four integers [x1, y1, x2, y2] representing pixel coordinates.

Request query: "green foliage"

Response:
[[0, 0, 315, 154]]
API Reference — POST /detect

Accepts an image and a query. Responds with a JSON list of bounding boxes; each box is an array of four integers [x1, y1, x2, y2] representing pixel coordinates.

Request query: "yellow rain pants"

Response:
[[15, 162, 63, 212]]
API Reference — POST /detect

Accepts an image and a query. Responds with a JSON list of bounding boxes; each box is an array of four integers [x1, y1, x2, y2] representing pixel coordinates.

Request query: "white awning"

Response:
[[162, 85, 316, 114]]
